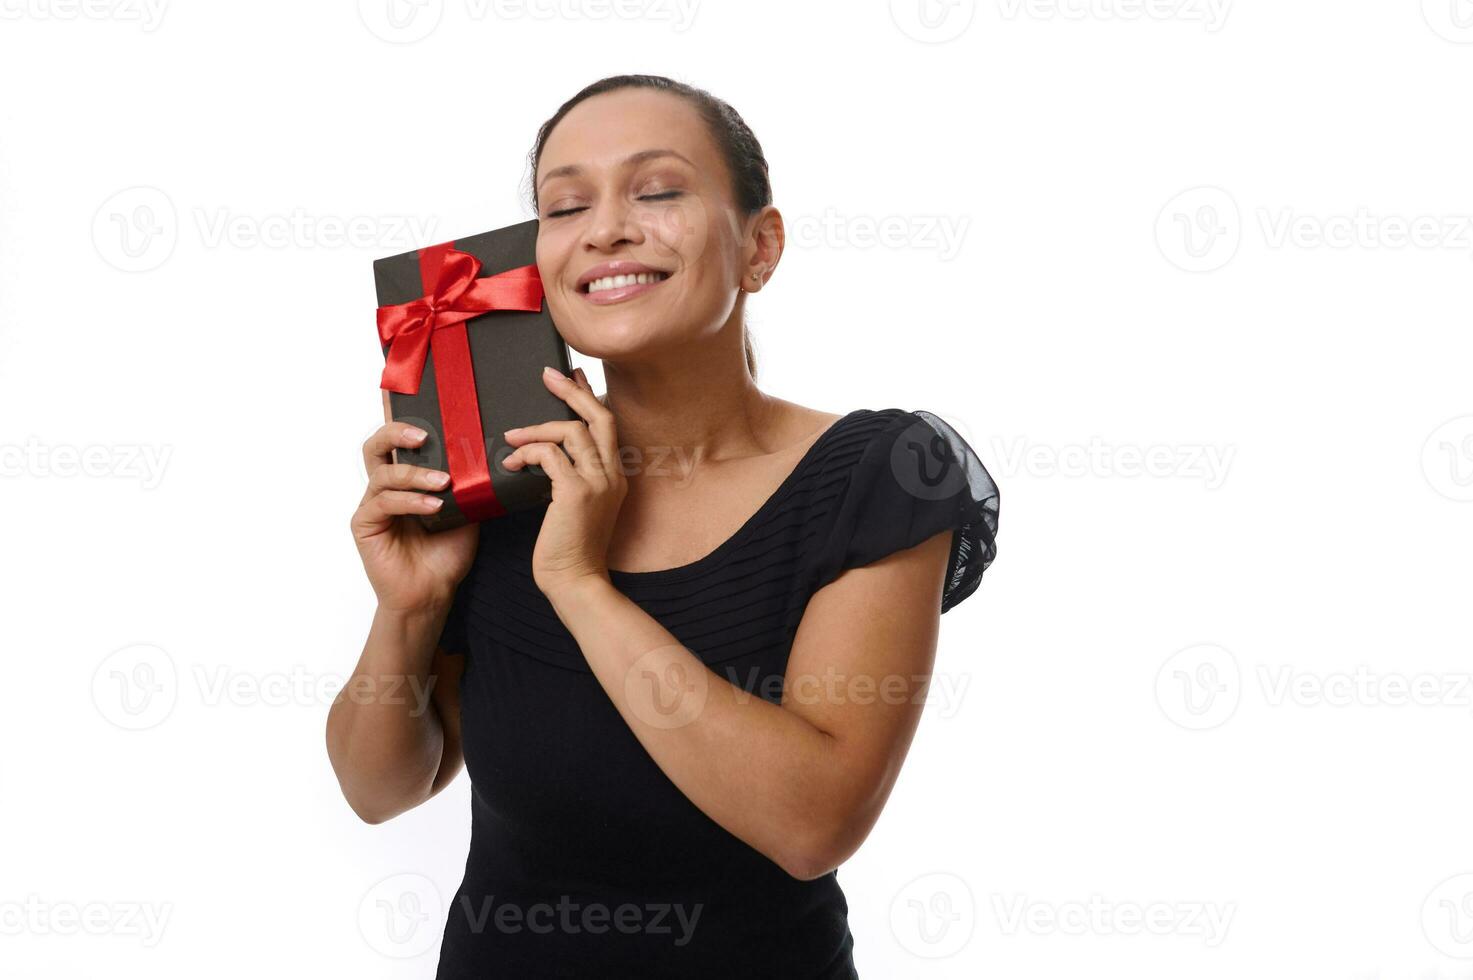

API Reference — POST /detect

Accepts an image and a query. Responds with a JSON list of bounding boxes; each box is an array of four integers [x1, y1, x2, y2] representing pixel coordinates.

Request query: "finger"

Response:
[[368, 462, 452, 495], [352, 489, 443, 537], [504, 441, 579, 488], [503, 420, 601, 479], [573, 366, 590, 390], [541, 367, 620, 479], [363, 421, 430, 476]]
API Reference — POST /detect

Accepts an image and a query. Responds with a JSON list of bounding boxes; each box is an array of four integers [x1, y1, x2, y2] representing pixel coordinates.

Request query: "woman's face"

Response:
[[534, 88, 749, 366]]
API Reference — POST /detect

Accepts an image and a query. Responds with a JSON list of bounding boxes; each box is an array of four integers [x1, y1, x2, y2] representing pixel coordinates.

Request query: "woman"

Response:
[[328, 74, 1000, 979]]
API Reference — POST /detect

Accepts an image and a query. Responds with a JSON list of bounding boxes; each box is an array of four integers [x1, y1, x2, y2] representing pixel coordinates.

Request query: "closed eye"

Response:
[[546, 190, 684, 220]]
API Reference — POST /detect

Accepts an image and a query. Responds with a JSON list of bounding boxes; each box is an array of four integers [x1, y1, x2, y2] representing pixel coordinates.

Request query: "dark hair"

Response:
[[527, 74, 771, 379]]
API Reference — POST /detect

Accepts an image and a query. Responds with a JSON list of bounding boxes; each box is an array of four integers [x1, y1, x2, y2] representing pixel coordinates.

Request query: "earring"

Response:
[[750, 273, 760, 281]]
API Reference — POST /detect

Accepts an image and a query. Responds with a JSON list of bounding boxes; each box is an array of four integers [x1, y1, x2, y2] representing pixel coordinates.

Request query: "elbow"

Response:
[[776, 842, 846, 882], [779, 854, 838, 883], [773, 820, 859, 883], [346, 796, 395, 825]]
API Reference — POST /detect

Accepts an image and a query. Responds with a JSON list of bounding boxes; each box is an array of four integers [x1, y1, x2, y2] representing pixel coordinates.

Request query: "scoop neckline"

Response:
[[606, 409, 865, 587]]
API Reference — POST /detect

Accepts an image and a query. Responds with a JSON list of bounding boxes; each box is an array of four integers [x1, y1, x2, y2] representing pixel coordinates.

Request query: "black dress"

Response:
[[432, 407, 1000, 979]]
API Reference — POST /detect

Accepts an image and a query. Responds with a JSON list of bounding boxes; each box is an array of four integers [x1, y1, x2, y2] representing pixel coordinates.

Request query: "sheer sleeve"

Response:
[[812, 409, 1000, 613]]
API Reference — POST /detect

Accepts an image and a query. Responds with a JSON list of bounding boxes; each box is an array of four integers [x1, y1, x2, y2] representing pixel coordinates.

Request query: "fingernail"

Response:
[[427, 470, 450, 487], [405, 426, 428, 442], [424, 495, 444, 509], [543, 365, 565, 380]]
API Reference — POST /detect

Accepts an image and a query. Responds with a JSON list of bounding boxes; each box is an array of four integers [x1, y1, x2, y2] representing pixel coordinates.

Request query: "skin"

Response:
[[326, 87, 954, 881]]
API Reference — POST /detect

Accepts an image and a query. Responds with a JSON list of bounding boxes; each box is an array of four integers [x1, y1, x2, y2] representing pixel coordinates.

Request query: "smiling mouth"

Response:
[[581, 271, 672, 295]]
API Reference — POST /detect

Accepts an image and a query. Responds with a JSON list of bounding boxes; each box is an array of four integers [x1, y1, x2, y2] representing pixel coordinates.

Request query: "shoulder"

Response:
[[806, 407, 1001, 613], [802, 406, 975, 478]]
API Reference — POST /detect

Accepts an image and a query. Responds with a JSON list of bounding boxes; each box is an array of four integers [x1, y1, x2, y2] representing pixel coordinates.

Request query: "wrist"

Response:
[[540, 571, 616, 611], [375, 593, 454, 631]]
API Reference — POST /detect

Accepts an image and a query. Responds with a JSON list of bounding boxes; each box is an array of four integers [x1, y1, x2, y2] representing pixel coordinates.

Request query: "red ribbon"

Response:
[[377, 243, 545, 522]]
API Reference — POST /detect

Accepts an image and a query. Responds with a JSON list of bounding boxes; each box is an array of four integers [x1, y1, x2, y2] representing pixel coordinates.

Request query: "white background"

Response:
[[3, 1, 1472, 977]]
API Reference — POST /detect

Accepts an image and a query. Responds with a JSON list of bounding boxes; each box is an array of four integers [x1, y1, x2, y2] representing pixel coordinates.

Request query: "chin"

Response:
[[557, 305, 682, 354]]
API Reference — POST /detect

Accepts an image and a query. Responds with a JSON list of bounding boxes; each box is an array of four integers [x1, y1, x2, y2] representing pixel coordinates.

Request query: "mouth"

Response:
[[576, 263, 673, 306]]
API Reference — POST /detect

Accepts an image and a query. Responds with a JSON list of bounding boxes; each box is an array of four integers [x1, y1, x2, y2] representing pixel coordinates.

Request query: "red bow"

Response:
[[377, 243, 545, 522]]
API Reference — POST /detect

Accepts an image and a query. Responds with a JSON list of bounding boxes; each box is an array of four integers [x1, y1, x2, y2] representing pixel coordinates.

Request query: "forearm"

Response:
[[546, 577, 856, 878], [326, 602, 449, 823]]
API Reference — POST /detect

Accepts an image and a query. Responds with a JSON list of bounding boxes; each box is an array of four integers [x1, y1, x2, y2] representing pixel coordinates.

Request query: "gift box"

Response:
[[373, 219, 578, 532]]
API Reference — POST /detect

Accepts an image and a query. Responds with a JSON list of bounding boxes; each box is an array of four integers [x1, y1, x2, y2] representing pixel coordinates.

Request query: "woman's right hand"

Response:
[[352, 419, 481, 615]]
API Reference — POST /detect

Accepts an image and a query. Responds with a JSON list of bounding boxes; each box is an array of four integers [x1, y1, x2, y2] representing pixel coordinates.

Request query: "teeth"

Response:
[[586, 271, 668, 294]]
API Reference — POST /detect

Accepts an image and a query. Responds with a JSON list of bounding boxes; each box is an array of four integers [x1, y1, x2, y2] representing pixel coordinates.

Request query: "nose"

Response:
[[583, 193, 645, 253]]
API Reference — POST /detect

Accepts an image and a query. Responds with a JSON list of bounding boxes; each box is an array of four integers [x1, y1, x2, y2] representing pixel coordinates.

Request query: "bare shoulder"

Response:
[[765, 397, 847, 450]]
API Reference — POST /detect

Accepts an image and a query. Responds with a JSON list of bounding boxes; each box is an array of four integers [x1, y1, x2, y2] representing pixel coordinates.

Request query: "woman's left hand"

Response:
[[503, 365, 627, 598]]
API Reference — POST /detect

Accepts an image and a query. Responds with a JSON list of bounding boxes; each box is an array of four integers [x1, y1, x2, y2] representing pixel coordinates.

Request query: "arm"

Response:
[[326, 622, 465, 825], [503, 366, 950, 879], [545, 530, 949, 880], [325, 394, 479, 824]]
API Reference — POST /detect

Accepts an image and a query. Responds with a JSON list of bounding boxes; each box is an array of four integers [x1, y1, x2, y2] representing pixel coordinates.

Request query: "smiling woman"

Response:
[[329, 74, 1000, 980]]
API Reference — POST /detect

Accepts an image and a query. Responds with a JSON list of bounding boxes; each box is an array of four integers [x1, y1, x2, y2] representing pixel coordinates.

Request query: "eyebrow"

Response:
[[537, 148, 696, 191]]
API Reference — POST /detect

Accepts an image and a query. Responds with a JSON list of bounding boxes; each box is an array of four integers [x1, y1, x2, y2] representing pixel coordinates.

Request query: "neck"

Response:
[[601, 327, 775, 469]]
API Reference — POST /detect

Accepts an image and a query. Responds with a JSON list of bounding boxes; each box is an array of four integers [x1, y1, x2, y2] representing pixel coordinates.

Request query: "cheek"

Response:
[[639, 202, 715, 269]]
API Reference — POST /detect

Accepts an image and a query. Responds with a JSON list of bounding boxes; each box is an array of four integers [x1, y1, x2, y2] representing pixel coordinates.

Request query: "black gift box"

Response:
[[373, 219, 577, 532]]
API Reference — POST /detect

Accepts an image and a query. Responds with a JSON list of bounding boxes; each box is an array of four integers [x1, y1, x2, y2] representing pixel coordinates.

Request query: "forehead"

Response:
[[539, 88, 719, 176]]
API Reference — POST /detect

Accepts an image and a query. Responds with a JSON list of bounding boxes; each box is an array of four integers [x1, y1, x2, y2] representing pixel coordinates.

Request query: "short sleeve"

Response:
[[814, 409, 1000, 613]]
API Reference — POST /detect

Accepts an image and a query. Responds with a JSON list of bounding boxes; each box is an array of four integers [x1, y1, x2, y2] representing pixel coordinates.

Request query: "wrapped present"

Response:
[[374, 219, 577, 531]]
